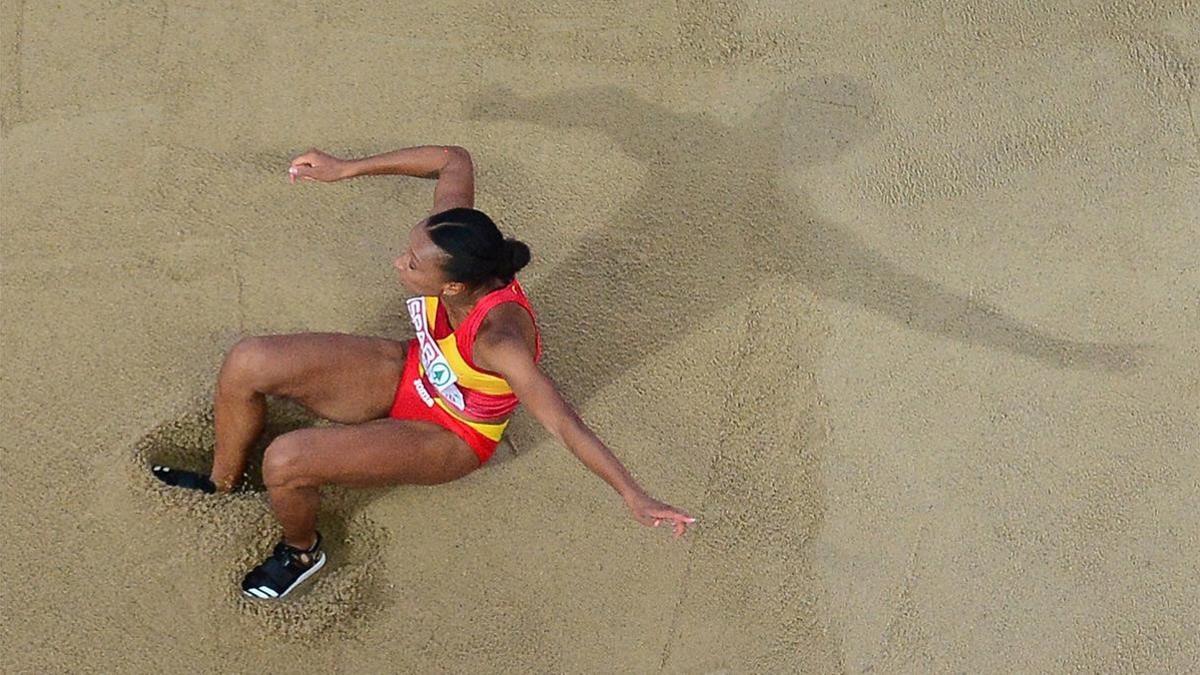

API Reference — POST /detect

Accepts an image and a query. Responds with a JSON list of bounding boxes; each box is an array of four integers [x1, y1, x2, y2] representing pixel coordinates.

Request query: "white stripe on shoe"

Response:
[[241, 551, 328, 601], [277, 551, 327, 598]]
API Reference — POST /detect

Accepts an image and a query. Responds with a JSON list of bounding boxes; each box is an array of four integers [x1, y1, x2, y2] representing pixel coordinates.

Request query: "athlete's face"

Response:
[[394, 219, 463, 297]]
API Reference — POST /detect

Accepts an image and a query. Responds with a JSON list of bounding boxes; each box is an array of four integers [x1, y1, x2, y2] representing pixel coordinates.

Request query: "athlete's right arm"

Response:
[[288, 145, 475, 212]]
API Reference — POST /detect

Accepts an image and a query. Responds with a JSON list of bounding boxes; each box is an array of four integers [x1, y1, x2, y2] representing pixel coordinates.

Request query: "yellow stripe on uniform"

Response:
[[427, 297, 515, 396], [434, 398, 509, 441]]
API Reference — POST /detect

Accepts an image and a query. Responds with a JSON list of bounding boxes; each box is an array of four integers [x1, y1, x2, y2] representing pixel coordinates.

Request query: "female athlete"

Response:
[[152, 144, 696, 600]]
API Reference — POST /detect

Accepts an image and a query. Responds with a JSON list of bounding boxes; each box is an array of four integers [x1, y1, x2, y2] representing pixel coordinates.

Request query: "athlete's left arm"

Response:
[[477, 330, 697, 539]]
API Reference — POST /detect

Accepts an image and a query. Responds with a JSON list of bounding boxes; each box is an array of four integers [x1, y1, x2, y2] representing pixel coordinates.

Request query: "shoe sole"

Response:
[[242, 551, 327, 600]]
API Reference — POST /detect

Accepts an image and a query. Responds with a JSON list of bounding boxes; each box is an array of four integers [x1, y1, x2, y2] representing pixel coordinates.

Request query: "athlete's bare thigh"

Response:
[[230, 332, 406, 424], [268, 417, 481, 488]]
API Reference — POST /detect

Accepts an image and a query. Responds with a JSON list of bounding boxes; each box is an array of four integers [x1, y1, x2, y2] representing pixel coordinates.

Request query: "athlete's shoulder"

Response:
[[476, 303, 537, 359], [479, 303, 535, 339]]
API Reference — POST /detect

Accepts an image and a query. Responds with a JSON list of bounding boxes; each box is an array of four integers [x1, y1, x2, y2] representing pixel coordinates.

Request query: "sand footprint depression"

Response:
[[127, 396, 389, 640]]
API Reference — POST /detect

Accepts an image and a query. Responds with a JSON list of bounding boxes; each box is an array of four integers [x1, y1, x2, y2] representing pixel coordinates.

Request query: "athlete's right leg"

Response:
[[208, 333, 408, 492]]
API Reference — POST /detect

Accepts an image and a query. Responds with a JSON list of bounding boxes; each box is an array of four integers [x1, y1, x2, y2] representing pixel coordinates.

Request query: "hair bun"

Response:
[[502, 239, 532, 278]]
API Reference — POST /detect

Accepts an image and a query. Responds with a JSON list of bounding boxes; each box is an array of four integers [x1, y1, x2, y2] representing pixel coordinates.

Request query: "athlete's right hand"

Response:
[[288, 148, 350, 183]]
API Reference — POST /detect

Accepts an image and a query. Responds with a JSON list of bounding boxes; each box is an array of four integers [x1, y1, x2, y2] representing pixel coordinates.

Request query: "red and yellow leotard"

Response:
[[388, 278, 543, 464]]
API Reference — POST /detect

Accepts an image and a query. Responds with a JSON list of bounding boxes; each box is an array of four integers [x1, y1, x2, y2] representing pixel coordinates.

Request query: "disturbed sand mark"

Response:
[[1098, 0, 1199, 30], [1122, 32, 1197, 102], [862, 116, 1078, 207], [1099, 1, 1200, 154], [855, 3, 1197, 204], [129, 396, 388, 640], [0, 0, 25, 135], [1066, 597, 1200, 673], [672, 0, 809, 68], [870, 527, 935, 673]]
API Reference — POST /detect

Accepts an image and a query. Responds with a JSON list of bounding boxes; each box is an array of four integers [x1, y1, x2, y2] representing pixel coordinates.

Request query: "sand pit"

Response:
[[3, 1, 1198, 672], [130, 398, 388, 640]]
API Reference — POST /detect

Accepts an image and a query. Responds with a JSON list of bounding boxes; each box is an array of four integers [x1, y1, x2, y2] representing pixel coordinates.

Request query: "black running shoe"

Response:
[[241, 532, 326, 600], [151, 465, 216, 493]]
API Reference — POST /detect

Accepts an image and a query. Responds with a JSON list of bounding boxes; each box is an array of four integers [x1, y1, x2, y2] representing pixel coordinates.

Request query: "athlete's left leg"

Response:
[[264, 417, 481, 547], [240, 418, 480, 599]]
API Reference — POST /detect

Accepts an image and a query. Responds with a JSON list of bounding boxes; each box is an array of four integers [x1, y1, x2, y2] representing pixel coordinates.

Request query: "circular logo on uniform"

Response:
[[428, 363, 452, 387]]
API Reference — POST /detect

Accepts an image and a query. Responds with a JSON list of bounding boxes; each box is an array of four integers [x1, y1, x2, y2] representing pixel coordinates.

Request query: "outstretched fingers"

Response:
[[651, 509, 698, 539]]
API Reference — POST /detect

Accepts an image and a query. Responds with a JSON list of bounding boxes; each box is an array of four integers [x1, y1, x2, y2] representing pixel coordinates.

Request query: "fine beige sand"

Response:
[[2, 1, 1198, 672]]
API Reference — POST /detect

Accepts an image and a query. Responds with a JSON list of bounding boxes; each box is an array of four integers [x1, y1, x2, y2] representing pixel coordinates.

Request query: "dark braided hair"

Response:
[[426, 207, 531, 287]]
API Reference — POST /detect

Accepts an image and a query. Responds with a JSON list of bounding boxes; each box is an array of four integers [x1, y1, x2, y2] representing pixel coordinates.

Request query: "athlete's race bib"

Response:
[[406, 297, 466, 410]]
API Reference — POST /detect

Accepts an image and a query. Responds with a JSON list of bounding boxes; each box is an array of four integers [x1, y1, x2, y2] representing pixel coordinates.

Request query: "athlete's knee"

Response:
[[218, 336, 274, 393], [262, 433, 316, 489]]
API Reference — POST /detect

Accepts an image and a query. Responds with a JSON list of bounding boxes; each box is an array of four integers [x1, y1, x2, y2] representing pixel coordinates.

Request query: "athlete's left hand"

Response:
[[625, 491, 697, 539]]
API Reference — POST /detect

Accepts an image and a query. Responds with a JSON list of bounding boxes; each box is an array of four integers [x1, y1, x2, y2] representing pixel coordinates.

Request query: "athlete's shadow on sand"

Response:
[[467, 80, 1149, 408]]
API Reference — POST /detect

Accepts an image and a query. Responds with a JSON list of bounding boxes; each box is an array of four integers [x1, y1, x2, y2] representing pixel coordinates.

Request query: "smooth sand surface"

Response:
[[2, 1, 1198, 672]]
